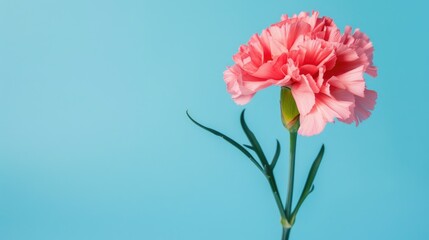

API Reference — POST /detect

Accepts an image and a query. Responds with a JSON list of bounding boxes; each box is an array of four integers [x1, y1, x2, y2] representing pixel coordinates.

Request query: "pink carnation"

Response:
[[224, 11, 377, 136]]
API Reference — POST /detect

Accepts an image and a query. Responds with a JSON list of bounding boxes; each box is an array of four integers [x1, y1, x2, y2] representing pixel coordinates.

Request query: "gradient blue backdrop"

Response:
[[0, 0, 428, 239]]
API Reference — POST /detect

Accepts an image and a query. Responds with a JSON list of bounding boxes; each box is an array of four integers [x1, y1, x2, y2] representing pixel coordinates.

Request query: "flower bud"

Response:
[[280, 87, 300, 132]]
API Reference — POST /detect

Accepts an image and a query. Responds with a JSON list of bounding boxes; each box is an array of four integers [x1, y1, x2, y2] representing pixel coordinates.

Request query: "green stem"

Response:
[[266, 170, 286, 220], [285, 132, 297, 219], [282, 227, 291, 240]]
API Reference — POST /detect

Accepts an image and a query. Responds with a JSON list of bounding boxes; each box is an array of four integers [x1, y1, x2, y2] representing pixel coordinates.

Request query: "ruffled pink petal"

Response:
[[298, 106, 328, 136], [318, 93, 353, 120], [267, 26, 290, 57], [340, 89, 377, 125], [285, 21, 313, 50], [291, 77, 316, 116], [251, 54, 287, 79], [328, 65, 366, 97], [298, 93, 353, 136], [353, 89, 377, 123], [233, 33, 272, 75], [268, 20, 312, 56], [224, 64, 292, 105], [341, 27, 378, 77], [223, 65, 256, 105], [294, 39, 336, 69], [335, 44, 360, 62]]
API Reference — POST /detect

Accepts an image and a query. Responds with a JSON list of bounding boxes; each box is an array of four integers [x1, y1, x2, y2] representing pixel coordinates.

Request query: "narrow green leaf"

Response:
[[186, 111, 264, 173], [270, 140, 281, 169], [243, 144, 254, 150], [290, 144, 325, 224], [308, 185, 315, 194], [240, 110, 269, 168]]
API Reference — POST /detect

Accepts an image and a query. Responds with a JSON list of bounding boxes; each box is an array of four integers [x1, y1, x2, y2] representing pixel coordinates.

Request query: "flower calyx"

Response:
[[280, 87, 300, 133]]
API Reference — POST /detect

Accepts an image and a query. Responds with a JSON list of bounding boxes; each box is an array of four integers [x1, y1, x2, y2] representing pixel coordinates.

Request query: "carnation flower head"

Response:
[[224, 11, 377, 136]]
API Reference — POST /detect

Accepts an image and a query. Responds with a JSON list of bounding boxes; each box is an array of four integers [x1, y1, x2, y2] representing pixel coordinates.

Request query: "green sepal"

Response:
[[280, 87, 300, 133]]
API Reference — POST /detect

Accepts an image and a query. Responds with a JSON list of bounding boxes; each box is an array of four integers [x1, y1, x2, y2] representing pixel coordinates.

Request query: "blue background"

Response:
[[0, 0, 427, 239]]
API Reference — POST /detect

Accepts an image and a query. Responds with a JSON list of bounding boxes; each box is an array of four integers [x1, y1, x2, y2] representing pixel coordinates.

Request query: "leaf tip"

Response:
[[186, 110, 195, 121], [240, 109, 246, 120]]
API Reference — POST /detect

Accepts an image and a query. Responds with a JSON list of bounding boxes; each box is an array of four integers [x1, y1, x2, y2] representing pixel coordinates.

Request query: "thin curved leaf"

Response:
[[186, 111, 263, 173], [290, 144, 325, 224], [270, 140, 281, 169], [243, 144, 254, 150], [240, 110, 269, 168]]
